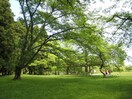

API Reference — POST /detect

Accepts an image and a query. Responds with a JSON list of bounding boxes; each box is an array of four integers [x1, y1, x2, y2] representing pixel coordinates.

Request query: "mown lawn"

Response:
[[0, 72, 132, 99]]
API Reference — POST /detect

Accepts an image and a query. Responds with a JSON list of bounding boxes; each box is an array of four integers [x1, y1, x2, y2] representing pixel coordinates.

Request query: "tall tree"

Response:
[[12, 0, 89, 79], [0, 0, 14, 75]]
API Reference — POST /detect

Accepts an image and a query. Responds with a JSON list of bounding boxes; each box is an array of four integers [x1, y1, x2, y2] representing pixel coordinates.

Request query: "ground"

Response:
[[0, 72, 132, 99]]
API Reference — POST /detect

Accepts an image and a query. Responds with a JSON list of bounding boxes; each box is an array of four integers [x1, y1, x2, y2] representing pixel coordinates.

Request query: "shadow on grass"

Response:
[[117, 83, 132, 99], [86, 75, 120, 79]]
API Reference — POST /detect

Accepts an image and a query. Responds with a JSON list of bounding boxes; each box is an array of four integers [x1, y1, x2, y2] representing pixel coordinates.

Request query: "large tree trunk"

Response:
[[13, 66, 22, 80]]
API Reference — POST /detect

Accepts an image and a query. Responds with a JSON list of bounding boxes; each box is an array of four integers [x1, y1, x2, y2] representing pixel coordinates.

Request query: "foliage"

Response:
[[11, 0, 93, 79], [0, 0, 14, 75], [125, 66, 132, 72]]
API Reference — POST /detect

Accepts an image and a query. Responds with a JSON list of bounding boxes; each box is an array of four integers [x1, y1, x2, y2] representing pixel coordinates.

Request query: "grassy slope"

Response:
[[0, 72, 132, 99]]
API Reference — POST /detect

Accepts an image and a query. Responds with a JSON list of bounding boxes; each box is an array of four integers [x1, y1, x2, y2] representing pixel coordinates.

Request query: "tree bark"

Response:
[[13, 66, 22, 80], [99, 67, 106, 77]]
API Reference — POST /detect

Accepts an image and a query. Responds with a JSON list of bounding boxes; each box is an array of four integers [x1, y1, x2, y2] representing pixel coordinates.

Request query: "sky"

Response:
[[9, 0, 132, 66], [9, 0, 21, 20]]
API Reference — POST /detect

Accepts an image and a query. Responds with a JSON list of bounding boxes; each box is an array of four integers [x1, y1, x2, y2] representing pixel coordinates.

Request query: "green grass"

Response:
[[0, 72, 132, 99]]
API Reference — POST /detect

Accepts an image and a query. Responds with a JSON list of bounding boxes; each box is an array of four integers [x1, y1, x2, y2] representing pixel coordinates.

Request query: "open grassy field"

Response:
[[0, 72, 132, 99]]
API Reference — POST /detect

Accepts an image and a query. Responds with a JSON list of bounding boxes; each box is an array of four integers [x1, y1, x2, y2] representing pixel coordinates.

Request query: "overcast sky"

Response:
[[9, 0, 21, 20]]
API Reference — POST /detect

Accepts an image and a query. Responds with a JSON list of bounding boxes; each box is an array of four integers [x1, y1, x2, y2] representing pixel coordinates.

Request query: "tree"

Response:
[[99, 0, 132, 67], [60, 44, 80, 75], [100, 0, 132, 47], [96, 43, 126, 77], [67, 23, 126, 76], [12, 0, 90, 79], [0, 0, 14, 75]]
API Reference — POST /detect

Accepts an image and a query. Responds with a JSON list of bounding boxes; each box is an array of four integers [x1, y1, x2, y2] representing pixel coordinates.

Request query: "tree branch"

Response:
[[113, 19, 127, 35], [24, 26, 88, 67]]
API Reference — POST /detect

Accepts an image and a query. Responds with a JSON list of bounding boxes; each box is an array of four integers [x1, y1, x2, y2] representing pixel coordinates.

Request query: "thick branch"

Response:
[[19, 0, 30, 52], [26, 0, 41, 44], [19, 0, 28, 29], [26, 0, 33, 43]]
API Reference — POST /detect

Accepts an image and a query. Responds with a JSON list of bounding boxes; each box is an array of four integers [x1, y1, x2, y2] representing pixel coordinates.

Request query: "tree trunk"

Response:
[[66, 66, 69, 75], [1, 67, 5, 76], [55, 70, 57, 75], [99, 52, 106, 77], [85, 66, 88, 73], [1, 66, 6, 76], [99, 67, 106, 77], [88, 66, 92, 74], [13, 66, 22, 80]]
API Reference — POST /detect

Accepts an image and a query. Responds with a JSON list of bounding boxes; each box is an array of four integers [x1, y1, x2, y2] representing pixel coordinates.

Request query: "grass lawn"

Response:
[[0, 72, 132, 99]]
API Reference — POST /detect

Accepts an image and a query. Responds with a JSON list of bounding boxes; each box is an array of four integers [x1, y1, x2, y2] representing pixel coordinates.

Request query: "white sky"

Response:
[[9, 0, 21, 20], [9, 0, 132, 66]]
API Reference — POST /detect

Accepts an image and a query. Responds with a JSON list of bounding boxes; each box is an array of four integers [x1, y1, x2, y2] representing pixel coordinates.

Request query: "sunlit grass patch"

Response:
[[112, 72, 132, 76]]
